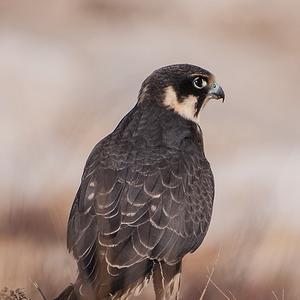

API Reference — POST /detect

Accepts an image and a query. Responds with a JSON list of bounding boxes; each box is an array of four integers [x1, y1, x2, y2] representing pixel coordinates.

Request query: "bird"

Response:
[[55, 64, 224, 300]]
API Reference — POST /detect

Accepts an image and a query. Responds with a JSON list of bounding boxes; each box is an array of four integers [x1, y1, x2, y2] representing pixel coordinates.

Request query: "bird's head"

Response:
[[138, 64, 224, 124]]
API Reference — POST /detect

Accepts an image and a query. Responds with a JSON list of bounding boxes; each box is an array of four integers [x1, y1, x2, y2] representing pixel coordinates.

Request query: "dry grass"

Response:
[[0, 288, 29, 300]]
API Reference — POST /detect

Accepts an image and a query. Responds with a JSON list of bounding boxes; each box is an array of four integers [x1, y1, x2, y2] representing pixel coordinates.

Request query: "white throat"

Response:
[[163, 86, 200, 125]]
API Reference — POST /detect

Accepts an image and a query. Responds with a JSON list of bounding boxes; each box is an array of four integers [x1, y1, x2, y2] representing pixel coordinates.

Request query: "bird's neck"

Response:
[[114, 102, 204, 150]]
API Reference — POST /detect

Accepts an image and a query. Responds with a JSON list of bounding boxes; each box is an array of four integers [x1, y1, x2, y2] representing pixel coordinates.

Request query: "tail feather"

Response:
[[91, 258, 153, 299], [55, 259, 154, 300], [54, 285, 78, 300], [54, 282, 98, 300]]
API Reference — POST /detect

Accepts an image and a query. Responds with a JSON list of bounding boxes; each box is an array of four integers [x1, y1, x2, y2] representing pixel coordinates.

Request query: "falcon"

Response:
[[55, 64, 224, 300]]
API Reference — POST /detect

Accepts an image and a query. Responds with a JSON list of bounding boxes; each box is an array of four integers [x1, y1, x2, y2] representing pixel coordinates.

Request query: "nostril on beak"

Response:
[[208, 83, 225, 102]]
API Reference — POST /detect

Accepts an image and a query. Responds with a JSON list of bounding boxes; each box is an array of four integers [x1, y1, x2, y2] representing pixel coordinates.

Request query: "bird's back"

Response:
[[64, 103, 214, 299]]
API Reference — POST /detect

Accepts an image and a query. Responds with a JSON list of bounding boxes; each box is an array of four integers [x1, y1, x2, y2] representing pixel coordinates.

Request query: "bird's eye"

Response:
[[193, 77, 207, 89]]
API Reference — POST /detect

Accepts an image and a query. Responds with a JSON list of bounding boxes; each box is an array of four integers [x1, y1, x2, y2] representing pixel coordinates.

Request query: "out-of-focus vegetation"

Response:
[[0, 288, 29, 300], [1, 0, 300, 299]]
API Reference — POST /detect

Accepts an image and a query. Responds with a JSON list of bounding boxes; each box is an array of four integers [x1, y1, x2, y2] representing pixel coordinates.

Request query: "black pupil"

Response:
[[195, 78, 202, 87]]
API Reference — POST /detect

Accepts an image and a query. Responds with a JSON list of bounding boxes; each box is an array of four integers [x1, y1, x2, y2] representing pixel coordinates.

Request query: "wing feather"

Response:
[[67, 129, 214, 298]]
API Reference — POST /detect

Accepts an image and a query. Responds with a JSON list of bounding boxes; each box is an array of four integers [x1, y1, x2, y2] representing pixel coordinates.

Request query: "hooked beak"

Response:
[[207, 82, 225, 102]]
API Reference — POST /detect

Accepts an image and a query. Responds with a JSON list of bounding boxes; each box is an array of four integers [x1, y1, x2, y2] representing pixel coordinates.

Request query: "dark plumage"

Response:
[[55, 64, 224, 300]]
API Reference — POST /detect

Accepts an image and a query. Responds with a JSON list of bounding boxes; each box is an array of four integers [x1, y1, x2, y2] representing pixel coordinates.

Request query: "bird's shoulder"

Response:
[[67, 105, 214, 260], [83, 104, 207, 173]]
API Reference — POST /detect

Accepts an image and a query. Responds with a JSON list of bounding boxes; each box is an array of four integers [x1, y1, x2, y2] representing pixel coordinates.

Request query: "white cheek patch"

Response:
[[163, 86, 200, 124]]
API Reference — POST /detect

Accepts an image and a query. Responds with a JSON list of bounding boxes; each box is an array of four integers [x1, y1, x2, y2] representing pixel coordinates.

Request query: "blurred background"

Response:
[[1, 0, 300, 299]]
